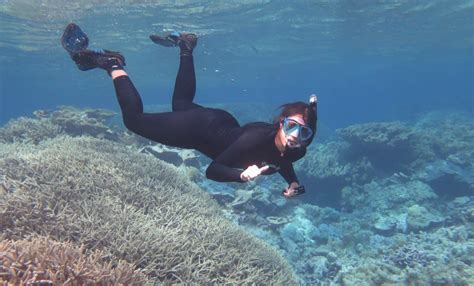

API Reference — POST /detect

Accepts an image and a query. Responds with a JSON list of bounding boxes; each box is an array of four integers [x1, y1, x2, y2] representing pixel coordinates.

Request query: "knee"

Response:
[[122, 116, 140, 133], [172, 99, 187, 112], [172, 100, 180, 112]]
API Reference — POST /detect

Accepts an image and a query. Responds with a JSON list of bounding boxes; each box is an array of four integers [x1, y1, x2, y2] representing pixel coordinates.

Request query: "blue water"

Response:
[[1, 1, 472, 128], [1, 1, 473, 284]]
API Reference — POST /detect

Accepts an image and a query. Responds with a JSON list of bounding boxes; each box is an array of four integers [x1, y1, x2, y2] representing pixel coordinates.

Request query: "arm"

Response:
[[278, 162, 299, 186], [280, 164, 302, 198], [206, 160, 244, 182], [205, 132, 257, 183], [279, 149, 307, 198]]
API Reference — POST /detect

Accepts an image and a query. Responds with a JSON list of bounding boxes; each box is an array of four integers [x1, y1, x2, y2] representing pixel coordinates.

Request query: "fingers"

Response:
[[282, 188, 296, 198], [259, 165, 270, 173], [241, 165, 267, 181]]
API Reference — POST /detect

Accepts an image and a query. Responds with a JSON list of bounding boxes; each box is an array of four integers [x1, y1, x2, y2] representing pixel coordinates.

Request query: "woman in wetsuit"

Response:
[[62, 23, 317, 198]]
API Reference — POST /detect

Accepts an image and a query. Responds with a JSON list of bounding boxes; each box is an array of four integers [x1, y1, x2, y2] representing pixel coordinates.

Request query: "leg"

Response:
[[150, 31, 201, 111], [171, 54, 202, 111], [112, 73, 207, 148]]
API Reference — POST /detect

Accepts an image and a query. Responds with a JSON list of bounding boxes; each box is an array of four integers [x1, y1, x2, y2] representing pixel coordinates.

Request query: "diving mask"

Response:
[[282, 117, 313, 148]]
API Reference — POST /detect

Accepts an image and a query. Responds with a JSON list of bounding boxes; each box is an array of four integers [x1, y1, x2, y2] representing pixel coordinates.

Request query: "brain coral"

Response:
[[0, 136, 297, 284]]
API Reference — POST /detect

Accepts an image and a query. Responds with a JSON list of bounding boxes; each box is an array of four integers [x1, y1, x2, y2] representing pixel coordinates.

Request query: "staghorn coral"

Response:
[[0, 106, 123, 144], [47, 106, 118, 140], [0, 117, 62, 144], [0, 136, 298, 284], [384, 243, 429, 269], [337, 225, 474, 285], [0, 236, 147, 285]]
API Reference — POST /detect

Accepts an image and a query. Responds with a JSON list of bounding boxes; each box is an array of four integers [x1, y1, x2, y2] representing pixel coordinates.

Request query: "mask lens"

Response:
[[283, 118, 299, 133], [300, 126, 313, 141], [283, 118, 313, 142]]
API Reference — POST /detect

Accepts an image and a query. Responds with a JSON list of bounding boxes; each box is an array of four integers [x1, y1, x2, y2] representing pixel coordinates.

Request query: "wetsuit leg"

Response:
[[112, 55, 238, 150], [172, 55, 203, 111], [113, 75, 208, 148]]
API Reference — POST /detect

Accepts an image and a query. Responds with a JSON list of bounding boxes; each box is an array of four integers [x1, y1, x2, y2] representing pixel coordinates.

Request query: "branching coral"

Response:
[[384, 244, 429, 269], [0, 236, 147, 285], [47, 106, 118, 139], [0, 117, 62, 144], [0, 136, 298, 284], [0, 106, 131, 145]]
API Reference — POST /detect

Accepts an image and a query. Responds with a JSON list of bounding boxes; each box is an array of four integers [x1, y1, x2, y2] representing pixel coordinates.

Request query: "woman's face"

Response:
[[278, 114, 311, 148]]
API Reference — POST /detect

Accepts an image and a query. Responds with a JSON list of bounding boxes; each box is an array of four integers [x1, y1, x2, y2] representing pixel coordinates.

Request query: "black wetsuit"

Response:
[[113, 55, 306, 184]]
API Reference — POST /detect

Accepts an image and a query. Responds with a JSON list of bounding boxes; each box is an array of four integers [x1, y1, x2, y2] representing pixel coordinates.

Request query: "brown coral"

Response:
[[0, 136, 298, 284], [0, 236, 147, 285]]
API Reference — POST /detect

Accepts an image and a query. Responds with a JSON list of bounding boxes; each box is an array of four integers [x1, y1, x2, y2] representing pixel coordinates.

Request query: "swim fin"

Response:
[[62, 23, 89, 53], [150, 31, 197, 51], [70, 49, 125, 74], [149, 31, 181, 47]]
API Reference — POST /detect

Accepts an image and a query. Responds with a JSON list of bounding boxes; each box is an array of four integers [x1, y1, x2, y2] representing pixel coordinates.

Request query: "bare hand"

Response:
[[282, 187, 298, 198], [282, 182, 300, 198], [240, 165, 270, 181]]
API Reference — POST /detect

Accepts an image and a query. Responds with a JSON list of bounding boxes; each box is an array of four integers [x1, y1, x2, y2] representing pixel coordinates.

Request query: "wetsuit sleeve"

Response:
[[278, 162, 299, 185], [205, 132, 258, 183], [278, 148, 306, 185]]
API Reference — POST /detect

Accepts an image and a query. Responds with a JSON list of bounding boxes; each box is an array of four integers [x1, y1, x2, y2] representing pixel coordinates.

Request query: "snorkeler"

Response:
[[61, 23, 317, 198]]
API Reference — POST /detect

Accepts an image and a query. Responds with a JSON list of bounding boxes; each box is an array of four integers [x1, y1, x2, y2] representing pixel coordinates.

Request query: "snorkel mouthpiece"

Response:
[[286, 140, 301, 149]]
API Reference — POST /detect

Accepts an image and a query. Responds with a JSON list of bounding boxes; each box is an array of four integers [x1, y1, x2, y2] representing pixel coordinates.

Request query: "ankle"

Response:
[[104, 58, 125, 76], [180, 51, 193, 57], [111, 69, 128, 79], [179, 45, 193, 57]]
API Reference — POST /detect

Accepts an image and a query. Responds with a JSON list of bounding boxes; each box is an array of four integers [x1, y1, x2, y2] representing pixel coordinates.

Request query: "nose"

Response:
[[287, 128, 300, 139]]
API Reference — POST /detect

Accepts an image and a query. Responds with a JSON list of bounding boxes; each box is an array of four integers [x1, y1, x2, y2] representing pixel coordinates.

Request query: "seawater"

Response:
[[0, 1, 473, 285]]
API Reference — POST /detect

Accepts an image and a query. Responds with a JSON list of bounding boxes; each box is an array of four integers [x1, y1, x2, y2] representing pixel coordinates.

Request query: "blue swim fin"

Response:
[[61, 23, 89, 53]]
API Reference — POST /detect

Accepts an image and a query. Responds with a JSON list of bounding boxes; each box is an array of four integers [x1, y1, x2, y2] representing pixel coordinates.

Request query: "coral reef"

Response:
[[339, 225, 474, 285], [0, 237, 147, 285], [336, 121, 417, 170], [139, 144, 202, 169], [298, 141, 376, 185], [1, 106, 472, 285], [214, 111, 474, 284], [0, 106, 123, 144], [0, 134, 298, 284], [0, 117, 62, 144]]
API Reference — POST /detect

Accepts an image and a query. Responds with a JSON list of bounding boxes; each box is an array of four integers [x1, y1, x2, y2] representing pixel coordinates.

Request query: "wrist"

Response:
[[289, 182, 299, 189]]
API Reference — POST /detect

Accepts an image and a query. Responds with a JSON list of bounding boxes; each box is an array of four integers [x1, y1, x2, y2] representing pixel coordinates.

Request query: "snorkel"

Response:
[[282, 94, 318, 149]]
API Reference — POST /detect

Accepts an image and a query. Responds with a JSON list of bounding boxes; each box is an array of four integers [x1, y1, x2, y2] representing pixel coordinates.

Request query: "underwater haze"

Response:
[[0, 0, 472, 127], [1, 0, 474, 285]]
